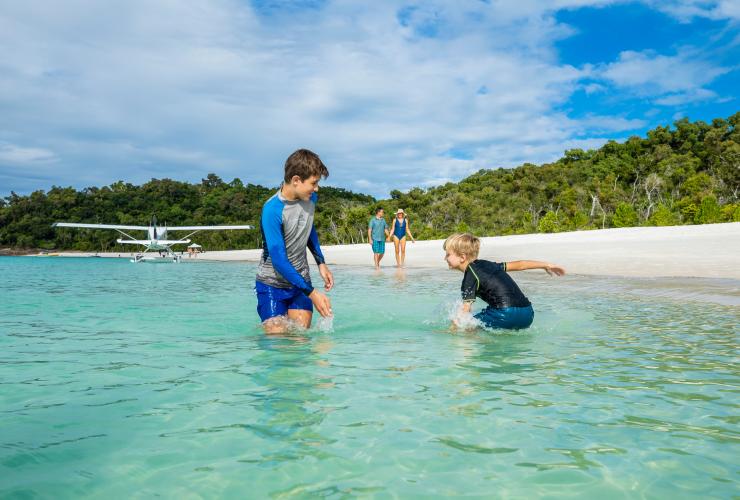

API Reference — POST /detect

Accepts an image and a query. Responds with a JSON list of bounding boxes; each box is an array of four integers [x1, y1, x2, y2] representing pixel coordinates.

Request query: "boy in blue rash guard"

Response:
[[443, 233, 565, 330], [256, 149, 334, 333]]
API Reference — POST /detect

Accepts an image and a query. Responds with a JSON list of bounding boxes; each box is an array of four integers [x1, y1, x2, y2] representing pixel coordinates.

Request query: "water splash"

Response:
[[435, 299, 483, 331], [313, 315, 334, 333]]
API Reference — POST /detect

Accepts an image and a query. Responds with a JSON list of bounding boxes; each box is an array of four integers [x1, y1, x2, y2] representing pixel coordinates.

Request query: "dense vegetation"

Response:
[[1, 113, 738, 252], [0, 177, 373, 251]]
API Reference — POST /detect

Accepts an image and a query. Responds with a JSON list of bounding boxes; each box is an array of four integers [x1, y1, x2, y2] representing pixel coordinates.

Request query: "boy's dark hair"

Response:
[[284, 149, 329, 183], [375, 207, 384, 214]]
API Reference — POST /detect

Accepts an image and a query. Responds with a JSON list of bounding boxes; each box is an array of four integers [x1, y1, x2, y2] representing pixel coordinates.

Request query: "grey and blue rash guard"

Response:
[[256, 190, 326, 296]]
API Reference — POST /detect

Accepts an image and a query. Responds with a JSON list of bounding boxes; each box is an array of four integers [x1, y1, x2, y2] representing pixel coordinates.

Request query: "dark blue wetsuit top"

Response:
[[255, 190, 325, 296], [461, 259, 531, 309]]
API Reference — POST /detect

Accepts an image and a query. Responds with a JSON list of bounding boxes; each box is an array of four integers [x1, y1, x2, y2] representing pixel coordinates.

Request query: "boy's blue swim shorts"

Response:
[[475, 305, 534, 330], [255, 281, 313, 322], [372, 240, 385, 254]]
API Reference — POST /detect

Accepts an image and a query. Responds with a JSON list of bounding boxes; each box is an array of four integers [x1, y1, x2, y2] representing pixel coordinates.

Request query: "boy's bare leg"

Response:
[[263, 316, 289, 334], [288, 309, 312, 329], [262, 310, 311, 334]]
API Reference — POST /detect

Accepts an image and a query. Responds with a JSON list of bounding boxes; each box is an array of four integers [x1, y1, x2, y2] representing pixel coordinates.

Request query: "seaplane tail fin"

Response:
[[53, 222, 148, 230], [168, 225, 253, 230]]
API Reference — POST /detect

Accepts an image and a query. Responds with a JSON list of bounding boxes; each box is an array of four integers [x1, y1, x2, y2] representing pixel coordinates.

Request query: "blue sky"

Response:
[[0, 0, 738, 198]]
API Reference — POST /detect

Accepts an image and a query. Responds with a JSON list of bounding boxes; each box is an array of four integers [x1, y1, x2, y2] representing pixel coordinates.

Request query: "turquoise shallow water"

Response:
[[1, 256, 738, 498]]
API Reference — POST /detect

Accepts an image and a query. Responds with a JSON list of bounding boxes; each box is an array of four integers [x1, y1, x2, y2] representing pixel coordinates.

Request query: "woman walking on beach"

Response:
[[390, 209, 415, 267]]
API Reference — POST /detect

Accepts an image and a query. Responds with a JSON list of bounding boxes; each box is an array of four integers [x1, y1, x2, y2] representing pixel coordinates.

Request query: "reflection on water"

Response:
[[246, 335, 335, 469], [0, 257, 737, 497], [393, 267, 408, 284]]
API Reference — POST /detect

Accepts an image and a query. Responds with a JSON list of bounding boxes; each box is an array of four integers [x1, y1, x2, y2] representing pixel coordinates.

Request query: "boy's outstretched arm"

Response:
[[506, 260, 566, 276]]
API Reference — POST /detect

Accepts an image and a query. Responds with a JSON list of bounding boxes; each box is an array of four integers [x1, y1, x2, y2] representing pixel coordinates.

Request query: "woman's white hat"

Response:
[[395, 208, 406, 215]]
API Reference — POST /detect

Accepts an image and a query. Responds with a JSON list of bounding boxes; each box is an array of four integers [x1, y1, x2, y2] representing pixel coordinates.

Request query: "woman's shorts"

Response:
[[372, 240, 386, 254], [475, 305, 534, 330], [255, 281, 313, 322]]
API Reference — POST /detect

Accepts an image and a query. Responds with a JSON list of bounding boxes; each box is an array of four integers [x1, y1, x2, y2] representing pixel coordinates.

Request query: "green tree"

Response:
[[612, 203, 638, 228], [649, 204, 677, 226], [695, 195, 722, 224], [537, 211, 559, 233]]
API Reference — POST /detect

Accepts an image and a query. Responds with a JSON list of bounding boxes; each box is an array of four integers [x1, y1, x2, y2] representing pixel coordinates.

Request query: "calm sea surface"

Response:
[[1, 256, 738, 498]]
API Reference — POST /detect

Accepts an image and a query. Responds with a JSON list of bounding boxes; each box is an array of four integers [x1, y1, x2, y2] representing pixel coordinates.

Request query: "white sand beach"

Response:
[[59, 222, 740, 279]]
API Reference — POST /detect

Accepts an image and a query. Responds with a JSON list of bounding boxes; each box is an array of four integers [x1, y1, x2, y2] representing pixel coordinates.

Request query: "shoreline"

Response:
[[24, 222, 740, 280]]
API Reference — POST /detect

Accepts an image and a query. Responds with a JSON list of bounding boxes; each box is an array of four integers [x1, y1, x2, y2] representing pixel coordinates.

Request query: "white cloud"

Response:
[[0, 0, 735, 197], [654, 88, 717, 105], [600, 49, 729, 94], [582, 82, 607, 94], [644, 0, 740, 22], [716, 0, 740, 20], [0, 142, 56, 164], [594, 48, 732, 109]]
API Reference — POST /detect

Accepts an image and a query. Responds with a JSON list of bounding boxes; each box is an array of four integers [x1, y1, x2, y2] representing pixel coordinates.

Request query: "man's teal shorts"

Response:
[[372, 240, 385, 254]]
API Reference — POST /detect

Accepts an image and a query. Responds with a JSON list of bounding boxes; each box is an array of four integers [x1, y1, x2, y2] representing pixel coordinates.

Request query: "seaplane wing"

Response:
[[53, 222, 149, 230], [168, 225, 253, 230], [116, 239, 189, 245]]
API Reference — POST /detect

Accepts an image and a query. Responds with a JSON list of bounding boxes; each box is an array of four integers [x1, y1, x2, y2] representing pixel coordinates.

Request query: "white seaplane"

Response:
[[52, 216, 253, 263]]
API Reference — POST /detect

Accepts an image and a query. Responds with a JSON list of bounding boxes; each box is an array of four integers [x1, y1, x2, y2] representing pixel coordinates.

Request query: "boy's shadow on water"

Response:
[[454, 331, 539, 396], [242, 332, 336, 467]]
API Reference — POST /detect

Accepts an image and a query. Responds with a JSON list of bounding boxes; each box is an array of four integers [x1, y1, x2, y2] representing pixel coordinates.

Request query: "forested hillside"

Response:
[[380, 114, 739, 240], [1, 114, 738, 252], [0, 176, 374, 251]]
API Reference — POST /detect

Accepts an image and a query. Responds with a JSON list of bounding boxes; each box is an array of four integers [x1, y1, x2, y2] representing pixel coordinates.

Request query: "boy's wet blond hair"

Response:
[[443, 233, 480, 260]]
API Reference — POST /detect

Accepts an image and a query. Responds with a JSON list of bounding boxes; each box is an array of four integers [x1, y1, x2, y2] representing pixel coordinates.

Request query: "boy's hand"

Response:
[[309, 289, 333, 318], [545, 264, 566, 276], [318, 263, 334, 291]]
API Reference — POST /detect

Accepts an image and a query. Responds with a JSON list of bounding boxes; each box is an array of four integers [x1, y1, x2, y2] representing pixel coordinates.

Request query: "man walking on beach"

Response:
[[368, 208, 389, 270], [255, 149, 334, 333]]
